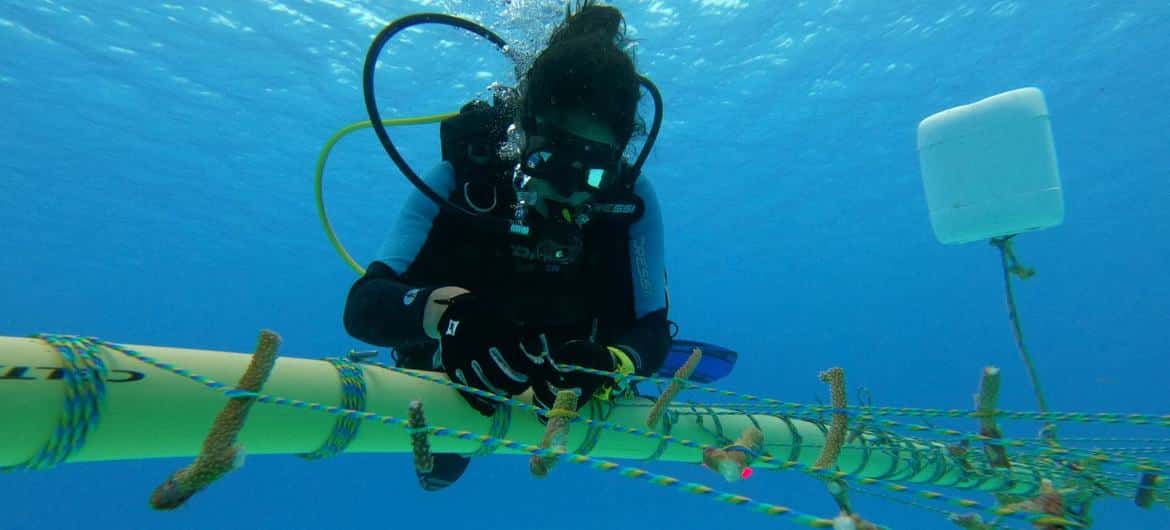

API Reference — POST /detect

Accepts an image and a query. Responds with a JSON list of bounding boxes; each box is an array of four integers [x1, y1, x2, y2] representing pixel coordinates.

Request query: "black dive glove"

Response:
[[436, 293, 546, 416], [532, 340, 635, 412]]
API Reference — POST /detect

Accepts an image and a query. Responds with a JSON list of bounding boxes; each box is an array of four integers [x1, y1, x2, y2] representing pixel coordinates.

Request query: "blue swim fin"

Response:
[[655, 339, 738, 383]]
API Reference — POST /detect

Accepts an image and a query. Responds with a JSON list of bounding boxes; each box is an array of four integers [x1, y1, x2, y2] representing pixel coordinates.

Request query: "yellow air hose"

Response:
[[314, 112, 458, 275]]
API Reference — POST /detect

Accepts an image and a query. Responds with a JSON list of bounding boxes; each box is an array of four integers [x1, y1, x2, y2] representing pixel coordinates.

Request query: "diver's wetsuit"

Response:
[[342, 162, 670, 488], [344, 161, 670, 375]]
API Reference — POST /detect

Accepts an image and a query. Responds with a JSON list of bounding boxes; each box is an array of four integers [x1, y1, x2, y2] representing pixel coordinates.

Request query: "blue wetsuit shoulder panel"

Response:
[[377, 162, 457, 273], [628, 176, 668, 318]]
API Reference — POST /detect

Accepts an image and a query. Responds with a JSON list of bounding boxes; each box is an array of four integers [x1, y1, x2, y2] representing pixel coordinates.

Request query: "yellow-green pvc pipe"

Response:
[[314, 113, 459, 276], [0, 335, 1045, 498]]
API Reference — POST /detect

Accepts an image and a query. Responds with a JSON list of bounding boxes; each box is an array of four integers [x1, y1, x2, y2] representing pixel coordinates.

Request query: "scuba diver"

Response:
[[343, 2, 669, 491]]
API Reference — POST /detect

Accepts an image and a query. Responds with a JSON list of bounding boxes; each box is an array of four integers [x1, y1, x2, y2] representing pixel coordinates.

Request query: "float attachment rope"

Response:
[[989, 236, 1053, 438], [530, 390, 579, 477], [149, 330, 281, 510]]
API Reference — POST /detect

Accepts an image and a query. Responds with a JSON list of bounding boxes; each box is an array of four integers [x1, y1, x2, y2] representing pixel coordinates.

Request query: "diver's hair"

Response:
[[548, 0, 627, 48], [520, 1, 641, 148]]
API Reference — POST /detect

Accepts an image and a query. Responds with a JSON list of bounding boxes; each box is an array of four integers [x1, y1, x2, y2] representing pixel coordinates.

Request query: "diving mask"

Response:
[[519, 126, 623, 198]]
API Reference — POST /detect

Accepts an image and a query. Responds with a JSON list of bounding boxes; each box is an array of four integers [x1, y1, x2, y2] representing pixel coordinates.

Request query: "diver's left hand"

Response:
[[531, 340, 630, 411]]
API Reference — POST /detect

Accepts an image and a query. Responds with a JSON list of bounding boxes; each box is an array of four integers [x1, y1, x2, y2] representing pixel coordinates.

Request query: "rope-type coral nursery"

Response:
[[2, 332, 1164, 529]]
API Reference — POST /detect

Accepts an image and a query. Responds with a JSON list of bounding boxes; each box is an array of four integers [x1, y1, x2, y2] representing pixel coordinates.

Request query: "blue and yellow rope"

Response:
[[299, 357, 367, 460], [2, 334, 109, 471], [560, 362, 1170, 428]]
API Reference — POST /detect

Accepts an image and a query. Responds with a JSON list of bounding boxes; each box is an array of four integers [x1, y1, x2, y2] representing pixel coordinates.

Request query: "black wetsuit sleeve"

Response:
[[611, 177, 671, 376], [342, 163, 456, 350], [343, 261, 435, 348]]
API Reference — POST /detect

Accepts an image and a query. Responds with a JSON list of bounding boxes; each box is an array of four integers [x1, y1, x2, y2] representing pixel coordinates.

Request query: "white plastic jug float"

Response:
[[917, 87, 1064, 245]]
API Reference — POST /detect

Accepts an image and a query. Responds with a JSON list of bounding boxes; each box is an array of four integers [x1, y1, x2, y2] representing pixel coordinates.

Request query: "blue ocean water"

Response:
[[2, 0, 1167, 528]]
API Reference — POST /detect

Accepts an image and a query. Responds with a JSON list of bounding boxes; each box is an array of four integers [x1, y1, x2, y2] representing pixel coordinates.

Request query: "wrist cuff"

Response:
[[404, 286, 439, 334]]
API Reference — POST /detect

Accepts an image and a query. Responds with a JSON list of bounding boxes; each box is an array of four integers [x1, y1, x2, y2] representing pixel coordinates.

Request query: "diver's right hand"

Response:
[[436, 293, 547, 416]]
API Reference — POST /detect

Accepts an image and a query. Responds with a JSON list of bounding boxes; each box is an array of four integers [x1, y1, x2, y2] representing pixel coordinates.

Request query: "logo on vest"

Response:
[[594, 202, 637, 215], [631, 237, 651, 294], [511, 236, 582, 265]]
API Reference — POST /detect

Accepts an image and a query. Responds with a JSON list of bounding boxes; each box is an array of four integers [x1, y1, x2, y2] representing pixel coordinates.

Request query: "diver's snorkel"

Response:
[[363, 13, 664, 238]]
